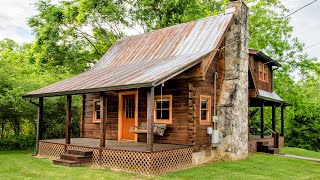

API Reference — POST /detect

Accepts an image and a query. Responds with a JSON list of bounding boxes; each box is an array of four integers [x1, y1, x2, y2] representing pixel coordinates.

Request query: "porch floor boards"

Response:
[[41, 138, 189, 152]]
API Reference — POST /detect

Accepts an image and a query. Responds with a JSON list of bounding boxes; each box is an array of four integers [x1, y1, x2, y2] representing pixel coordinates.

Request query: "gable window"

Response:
[[154, 95, 172, 124], [93, 100, 101, 123], [200, 95, 211, 125], [259, 62, 268, 82]]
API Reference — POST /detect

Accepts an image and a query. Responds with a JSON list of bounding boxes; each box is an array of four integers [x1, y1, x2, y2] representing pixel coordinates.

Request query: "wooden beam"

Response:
[[147, 87, 155, 152], [66, 95, 72, 144], [280, 105, 284, 136], [36, 97, 43, 154], [272, 105, 276, 136], [80, 94, 85, 138], [260, 103, 264, 138], [100, 92, 106, 147]]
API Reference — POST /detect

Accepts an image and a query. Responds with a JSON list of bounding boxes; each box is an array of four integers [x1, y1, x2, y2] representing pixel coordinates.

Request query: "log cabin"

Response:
[[23, 1, 288, 175]]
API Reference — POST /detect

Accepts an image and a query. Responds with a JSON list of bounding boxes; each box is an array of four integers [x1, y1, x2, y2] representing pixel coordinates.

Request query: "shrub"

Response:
[[0, 134, 35, 151]]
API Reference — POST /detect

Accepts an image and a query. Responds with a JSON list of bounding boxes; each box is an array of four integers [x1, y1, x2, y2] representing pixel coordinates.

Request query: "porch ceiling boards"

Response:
[[24, 8, 235, 98]]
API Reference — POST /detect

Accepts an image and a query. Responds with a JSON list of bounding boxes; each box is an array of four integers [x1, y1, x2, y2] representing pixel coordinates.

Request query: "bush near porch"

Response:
[[0, 148, 319, 179]]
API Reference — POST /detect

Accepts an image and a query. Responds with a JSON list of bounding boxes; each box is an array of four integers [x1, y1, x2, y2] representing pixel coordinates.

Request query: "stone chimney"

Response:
[[217, 1, 249, 160]]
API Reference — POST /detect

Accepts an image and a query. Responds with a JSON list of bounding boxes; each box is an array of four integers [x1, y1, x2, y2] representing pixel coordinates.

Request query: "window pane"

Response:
[[156, 110, 169, 119], [201, 99, 208, 109], [201, 110, 207, 120], [156, 99, 169, 109], [95, 101, 101, 121], [96, 111, 100, 120]]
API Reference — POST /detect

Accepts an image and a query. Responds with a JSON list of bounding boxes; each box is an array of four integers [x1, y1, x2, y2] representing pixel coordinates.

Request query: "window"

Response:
[[200, 95, 211, 125], [125, 95, 135, 119], [93, 100, 101, 123], [259, 62, 268, 82], [263, 65, 268, 82], [154, 95, 172, 124]]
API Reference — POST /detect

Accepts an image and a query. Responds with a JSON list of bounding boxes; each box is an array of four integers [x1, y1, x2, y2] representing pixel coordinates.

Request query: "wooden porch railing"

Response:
[[264, 125, 279, 148]]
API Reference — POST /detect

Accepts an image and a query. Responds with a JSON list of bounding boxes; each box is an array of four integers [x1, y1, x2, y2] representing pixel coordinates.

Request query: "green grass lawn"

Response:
[[281, 147, 320, 159], [0, 149, 320, 180]]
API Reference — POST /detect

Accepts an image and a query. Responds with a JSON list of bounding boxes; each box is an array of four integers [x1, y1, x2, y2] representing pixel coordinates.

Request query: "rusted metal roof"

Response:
[[24, 9, 234, 97]]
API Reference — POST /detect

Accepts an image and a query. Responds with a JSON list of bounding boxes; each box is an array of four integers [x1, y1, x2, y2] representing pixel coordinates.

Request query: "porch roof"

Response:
[[250, 89, 290, 107], [24, 8, 235, 98], [257, 89, 284, 103]]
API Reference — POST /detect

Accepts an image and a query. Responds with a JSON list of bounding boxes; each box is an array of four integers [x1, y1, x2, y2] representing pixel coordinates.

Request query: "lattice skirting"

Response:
[[38, 141, 193, 175], [38, 141, 65, 159]]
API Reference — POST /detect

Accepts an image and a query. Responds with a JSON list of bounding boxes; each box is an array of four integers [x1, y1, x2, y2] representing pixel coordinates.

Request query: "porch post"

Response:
[[272, 105, 276, 136], [66, 95, 72, 144], [80, 94, 85, 138], [260, 103, 264, 138], [280, 105, 284, 136], [100, 92, 106, 147], [147, 87, 155, 152], [35, 97, 43, 154]]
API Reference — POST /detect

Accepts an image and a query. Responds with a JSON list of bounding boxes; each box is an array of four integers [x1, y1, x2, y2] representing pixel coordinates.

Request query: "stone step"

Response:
[[67, 149, 93, 157], [60, 154, 92, 162], [53, 159, 81, 167]]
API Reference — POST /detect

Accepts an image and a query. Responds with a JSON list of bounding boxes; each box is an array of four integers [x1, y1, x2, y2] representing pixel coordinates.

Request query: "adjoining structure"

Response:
[[24, 1, 288, 175]]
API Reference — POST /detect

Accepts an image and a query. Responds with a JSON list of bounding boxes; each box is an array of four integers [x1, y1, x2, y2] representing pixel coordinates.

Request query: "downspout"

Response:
[[28, 98, 40, 156], [211, 72, 219, 147]]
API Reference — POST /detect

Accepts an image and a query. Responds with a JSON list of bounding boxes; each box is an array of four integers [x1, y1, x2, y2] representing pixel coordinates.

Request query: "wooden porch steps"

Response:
[[53, 149, 93, 167], [257, 141, 279, 154]]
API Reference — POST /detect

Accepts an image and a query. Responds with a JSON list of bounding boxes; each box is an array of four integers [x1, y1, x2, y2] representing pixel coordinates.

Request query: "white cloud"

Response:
[[0, 0, 37, 43], [281, 0, 320, 59]]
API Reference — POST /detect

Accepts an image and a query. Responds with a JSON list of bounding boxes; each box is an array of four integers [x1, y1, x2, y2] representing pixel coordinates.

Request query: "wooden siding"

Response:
[[82, 48, 225, 152], [249, 54, 273, 92]]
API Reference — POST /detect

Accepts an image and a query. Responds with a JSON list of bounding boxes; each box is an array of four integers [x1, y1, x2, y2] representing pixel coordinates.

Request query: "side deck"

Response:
[[38, 138, 192, 175]]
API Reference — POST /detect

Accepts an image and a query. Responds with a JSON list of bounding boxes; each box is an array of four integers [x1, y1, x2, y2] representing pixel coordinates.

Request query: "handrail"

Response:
[[263, 125, 279, 149], [264, 125, 276, 134]]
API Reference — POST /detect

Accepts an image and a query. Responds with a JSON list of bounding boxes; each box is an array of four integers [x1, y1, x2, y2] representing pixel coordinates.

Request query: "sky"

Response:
[[0, 0, 319, 59]]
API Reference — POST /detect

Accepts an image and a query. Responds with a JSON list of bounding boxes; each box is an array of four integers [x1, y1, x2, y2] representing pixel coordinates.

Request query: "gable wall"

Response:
[[250, 55, 273, 92]]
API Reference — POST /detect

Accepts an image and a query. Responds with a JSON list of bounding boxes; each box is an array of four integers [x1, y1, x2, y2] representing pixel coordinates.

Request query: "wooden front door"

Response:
[[121, 95, 135, 140]]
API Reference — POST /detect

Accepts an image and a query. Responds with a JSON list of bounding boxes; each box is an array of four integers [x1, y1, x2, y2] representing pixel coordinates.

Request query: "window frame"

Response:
[[199, 95, 212, 125], [258, 62, 268, 82], [154, 95, 172, 124], [93, 99, 101, 123]]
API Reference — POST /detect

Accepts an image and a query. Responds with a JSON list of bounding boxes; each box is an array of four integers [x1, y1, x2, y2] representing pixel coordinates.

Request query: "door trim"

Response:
[[118, 90, 138, 142]]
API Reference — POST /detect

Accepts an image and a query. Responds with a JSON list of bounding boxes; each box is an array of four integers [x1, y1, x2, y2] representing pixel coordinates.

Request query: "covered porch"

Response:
[[249, 89, 288, 152], [26, 86, 193, 174]]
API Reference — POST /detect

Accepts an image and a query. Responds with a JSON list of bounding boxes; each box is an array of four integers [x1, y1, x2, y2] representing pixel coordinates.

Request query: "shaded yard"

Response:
[[0, 148, 319, 180]]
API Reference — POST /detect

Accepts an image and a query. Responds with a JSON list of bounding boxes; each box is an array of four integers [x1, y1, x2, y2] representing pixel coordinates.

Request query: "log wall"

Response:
[[82, 49, 225, 151]]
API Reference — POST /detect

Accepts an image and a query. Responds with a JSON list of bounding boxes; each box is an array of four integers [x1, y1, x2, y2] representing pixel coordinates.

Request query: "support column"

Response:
[[147, 87, 155, 152], [272, 105, 276, 136], [80, 94, 85, 138], [36, 97, 43, 154], [66, 95, 72, 144], [100, 92, 106, 147], [260, 103, 264, 138], [280, 105, 284, 136]]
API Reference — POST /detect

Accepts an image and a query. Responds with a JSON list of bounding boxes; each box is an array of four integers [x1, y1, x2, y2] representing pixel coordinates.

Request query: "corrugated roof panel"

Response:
[[25, 9, 235, 97], [258, 89, 284, 102]]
